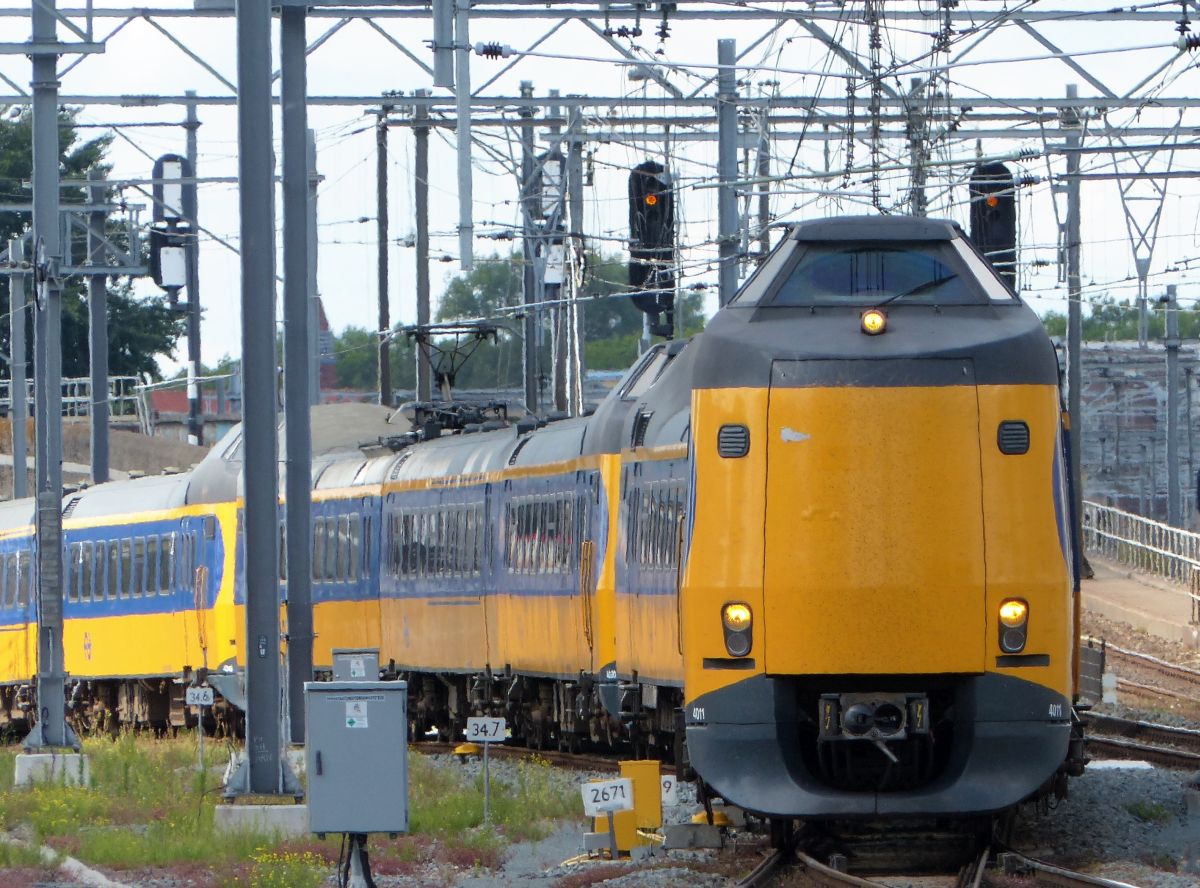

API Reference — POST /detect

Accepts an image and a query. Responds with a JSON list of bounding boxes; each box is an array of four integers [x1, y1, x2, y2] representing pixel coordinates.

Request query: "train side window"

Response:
[[16, 551, 29, 608], [3, 555, 14, 608], [132, 537, 145, 598], [145, 536, 159, 597], [312, 518, 325, 582], [348, 517, 360, 582], [80, 541, 93, 602], [67, 542, 81, 604], [159, 535, 174, 593], [118, 540, 132, 599], [337, 515, 351, 582], [95, 542, 107, 600], [107, 541, 120, 600], [324, 519, 337, 582], [361, 515, 371, 578]]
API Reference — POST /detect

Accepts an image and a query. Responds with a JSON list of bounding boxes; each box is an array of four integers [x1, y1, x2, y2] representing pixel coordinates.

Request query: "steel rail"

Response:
[[1001, 851, 1140, 888], [736, 845, 794, 888], [1105, 641, 1200, 688], [1088, 712, 1200, 751], [1086, 734, 1200, 769]]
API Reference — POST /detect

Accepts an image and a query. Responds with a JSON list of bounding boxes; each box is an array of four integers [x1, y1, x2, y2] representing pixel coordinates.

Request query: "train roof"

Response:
[[0, 498, 33, 534], [788, 214, 962, 242], [62, 472, 191, 520]]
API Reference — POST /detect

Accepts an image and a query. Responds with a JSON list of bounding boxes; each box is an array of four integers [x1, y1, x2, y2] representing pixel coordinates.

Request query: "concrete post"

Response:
[[716, 39, 738, 306], [8, 238, 27, 500], [87, 171, 109, 485], [281, 1, 314, 746], [1066, 84, 1084, 549], [26, 0, 73, 752], [184, 93, 203, 446], [1167, 283, 1181, 526], [234, 0, 283, 794], [414, 91, 432, 403], [519, 82, 538, 414], [455, 0, 474, 270], [376, 111, 391, 407]]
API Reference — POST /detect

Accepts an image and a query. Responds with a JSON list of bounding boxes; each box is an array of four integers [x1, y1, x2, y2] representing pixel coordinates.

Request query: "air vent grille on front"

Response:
[[718, 424, 750, 458], [997, 421, 1030, 455]]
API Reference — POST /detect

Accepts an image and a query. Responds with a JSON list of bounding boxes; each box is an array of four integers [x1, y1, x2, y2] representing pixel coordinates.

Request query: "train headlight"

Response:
[[861, 308, 887, 335], [998, 598, 1029, 653], [721, 603, 752, 657]]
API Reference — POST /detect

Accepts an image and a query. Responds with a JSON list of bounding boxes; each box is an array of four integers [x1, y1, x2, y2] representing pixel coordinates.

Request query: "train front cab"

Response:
[[680, 216, 1077, 819]]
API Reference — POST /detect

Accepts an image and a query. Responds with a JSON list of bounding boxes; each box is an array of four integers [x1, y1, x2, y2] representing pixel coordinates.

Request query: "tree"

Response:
[[1041, 295, 1200, 342], [330, 326, 416, 393], [432, 252, 708, 384], [0, 107, 185, 382]]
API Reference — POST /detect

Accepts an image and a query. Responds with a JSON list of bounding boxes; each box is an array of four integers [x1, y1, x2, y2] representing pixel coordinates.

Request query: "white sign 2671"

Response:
[[581, 778, 634, 816]]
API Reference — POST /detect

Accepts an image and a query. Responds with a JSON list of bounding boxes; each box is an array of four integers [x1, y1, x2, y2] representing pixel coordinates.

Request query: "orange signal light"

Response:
[[645, 194, 659, 206], [985, 195, 1000, 208]]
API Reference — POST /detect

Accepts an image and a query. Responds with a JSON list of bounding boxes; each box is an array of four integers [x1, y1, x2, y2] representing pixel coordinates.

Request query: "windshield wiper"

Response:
[[875, 273, 959, 307]]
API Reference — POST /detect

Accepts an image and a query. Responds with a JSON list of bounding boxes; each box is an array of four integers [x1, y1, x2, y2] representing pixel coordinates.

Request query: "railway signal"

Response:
[[628, 161, 675, 337], [968, 161, 1017, 290]]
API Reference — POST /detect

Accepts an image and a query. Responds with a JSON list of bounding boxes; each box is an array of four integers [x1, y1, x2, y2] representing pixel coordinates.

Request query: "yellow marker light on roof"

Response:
[[999, 599, 1029, 627], [645, 194, 659, 206], [861, 308, 887, 335], [722, 603, 752, 631]]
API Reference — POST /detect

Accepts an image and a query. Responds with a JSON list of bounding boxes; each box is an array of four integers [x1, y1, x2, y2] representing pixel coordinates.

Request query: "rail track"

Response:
[[1103, 641, 1200, 691], [736, 839, 1144, 888], [1085, 709, 1200, 768], [735, 837, 990, 888]]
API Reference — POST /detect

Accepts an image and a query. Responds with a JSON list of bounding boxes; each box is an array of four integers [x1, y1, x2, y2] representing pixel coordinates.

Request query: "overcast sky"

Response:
[[4, 1, 1200, 376]]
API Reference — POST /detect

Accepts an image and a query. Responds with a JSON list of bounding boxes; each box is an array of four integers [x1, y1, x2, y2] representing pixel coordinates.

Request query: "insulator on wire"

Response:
[[1176, 34, 1200, 51], [473, 42, 513, 59]]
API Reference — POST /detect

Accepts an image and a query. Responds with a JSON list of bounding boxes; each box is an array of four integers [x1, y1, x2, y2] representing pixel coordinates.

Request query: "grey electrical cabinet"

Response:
[[305, 680, 408, 835], [331, 648, 379, 682]]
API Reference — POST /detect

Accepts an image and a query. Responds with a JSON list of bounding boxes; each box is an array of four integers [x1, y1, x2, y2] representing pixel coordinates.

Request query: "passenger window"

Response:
[[337, 516, 351, 582], [324, 520, 337, 582], [16, 551, 30, 607], [3, 555, 14, 608], [80, 541, 93, 602], [312, 519, 325, 582], [361, 515, 371, 577], [68, 543, 81, 604], [108, 541, 120, 600], [159, 535, 173, 593], [278, 524, 287, 582], [131, 537, 145, 598], [348, 517, 360, 582], [119, 540, 132, 599], [145, 536, 158, 597], [94, 543, 106, 600]]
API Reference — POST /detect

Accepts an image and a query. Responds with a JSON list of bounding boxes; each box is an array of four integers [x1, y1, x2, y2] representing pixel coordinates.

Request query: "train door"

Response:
[[576, 471, 600, 674]]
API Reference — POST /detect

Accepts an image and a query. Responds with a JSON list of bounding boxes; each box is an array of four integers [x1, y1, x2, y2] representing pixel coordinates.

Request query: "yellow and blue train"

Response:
[[0, 215, 1084, 830]]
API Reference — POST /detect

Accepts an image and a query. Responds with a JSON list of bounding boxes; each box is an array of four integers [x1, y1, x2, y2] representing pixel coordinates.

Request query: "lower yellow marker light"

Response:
[[861, 308, 887, 335], [999, 599, 1028, 627], [722, 603, 752, 631]]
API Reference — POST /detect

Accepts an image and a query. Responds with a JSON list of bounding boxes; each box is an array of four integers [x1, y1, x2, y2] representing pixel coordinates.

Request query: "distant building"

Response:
[[1080, 341, 1200, 525]]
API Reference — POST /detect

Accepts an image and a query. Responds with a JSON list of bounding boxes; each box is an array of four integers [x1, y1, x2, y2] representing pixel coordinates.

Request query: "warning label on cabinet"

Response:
[[345, 700, 368, 729]]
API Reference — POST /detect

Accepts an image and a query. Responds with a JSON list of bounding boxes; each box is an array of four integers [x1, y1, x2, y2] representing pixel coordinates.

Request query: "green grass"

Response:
[[0, 733, 584, 885], [1124, 800, 1172, 825]]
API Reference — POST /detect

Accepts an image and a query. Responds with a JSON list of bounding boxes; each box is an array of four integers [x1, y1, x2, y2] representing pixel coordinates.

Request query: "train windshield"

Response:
[[763, 241, 1003, 307]]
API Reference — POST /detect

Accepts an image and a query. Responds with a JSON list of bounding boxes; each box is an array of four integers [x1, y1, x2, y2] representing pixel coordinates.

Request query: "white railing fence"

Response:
[[1082, 500, 1200, 621]]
